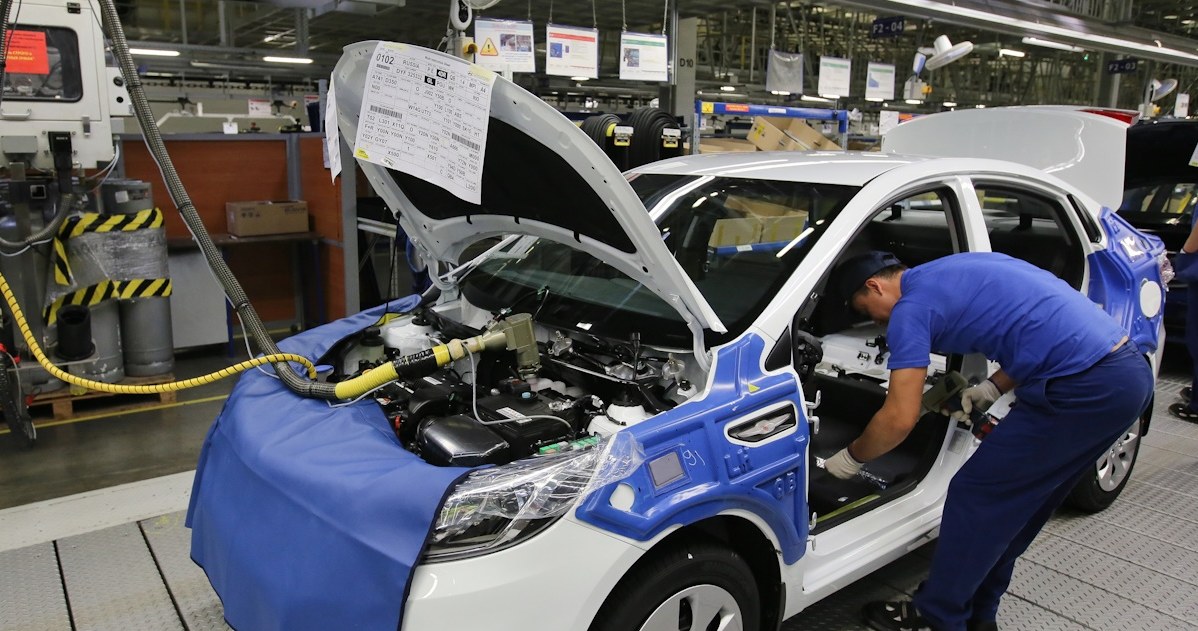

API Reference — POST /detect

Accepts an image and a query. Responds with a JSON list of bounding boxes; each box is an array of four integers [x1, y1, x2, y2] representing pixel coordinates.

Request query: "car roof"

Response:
[[631, 151, 934, 186]]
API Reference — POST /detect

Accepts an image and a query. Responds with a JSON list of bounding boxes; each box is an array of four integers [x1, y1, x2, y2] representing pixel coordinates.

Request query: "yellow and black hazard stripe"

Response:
[[44, 277, 172, 325], [51, 209, 166, 286]]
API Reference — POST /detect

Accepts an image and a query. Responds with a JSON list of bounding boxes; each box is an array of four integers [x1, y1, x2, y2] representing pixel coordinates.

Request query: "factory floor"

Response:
[[0, 346, 1196, 630]]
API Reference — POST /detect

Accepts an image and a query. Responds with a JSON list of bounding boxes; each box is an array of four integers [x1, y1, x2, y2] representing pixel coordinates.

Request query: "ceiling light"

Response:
[[999, 48, 1026, 58], [943, 101, 958, 107], [720, 85, 736, 92], [905, 99, 922, 104], [1165, 14, 1179, 19], [878, 0, 1198, 63], [130, 48, 180, 57], [770, 90, 791, 95], [801, 95, 832, 103], [975, 104, 987, 108], [865, 97, 885, 102], [820, 93, 841, 99], [1022, 37, 1085, 52], [1184, 19, 1195, 25], [263, 56, 313, 64], [570, 76, 589, 81]]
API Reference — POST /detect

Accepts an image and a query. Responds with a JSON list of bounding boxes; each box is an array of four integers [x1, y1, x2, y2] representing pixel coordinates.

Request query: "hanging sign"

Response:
[[545, 24, 599, 78], [248, 98, 272, 117], [865, 62, 895, 101], [354, 42, 496, 205], [1106, 58, 1138, 74], [879, 110, 900, 135], [619, 32, 669, 82], [5, 29, 50, 74], [474, 18, 536, 73], [817, 56, 851, 98], [1176, 93, 1190, 118], [869, 16, 905, 39]]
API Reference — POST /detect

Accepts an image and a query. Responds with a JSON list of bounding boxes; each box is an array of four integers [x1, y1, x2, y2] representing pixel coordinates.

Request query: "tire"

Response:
[[1064, 414, 1145, 513], [589, 540, 761, 631]]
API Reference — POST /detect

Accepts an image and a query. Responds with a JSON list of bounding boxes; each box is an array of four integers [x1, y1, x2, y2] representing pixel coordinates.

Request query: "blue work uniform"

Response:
[[1185, 210, 1198, 413], [884, 252, 1153, 631]]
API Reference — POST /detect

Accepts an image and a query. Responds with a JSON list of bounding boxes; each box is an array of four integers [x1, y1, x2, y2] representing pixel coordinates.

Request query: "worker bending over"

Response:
[[824, 251, 1152, 631]]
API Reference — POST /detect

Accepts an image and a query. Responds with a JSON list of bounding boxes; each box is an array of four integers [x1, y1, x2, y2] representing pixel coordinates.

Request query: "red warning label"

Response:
[[5, 30, 50, 75]]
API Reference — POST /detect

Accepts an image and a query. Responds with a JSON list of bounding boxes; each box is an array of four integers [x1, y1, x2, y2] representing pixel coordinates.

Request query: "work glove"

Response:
[[953, 379, 1001, 423], [824, 448, 863, 480]]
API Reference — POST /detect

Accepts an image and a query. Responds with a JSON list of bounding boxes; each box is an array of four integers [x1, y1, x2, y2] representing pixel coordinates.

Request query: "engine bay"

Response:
[[319, 305, 700, 468]]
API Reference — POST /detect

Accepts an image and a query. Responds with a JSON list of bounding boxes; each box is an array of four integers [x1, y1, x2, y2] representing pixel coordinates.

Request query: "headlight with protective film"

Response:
[[424, 433, 644, 562]]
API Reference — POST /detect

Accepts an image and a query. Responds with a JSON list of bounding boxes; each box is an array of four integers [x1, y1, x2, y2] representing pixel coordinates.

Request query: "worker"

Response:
[[1169, 215, 1198, 422], [823, 251, 1153, 631]]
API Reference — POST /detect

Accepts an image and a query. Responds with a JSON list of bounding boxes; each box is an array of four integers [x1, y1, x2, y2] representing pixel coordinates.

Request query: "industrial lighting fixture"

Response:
[[801, 95, 832, 102], [720, 85, 736, 92], [263, 56, 314, 64], [820, 93, 841, 99], [880, 0, 1198, 63], [1022, 37, 1085, 52], [770, 90, 791, 95], [1165, 14, 1179, 19], [570, 76, 589, 81], [905, 99, 922, 104], [865, 97, 885, 102], [130, 48, 180, 57], [975, 104, 987, 108], [943, 101, 958, 107], [999, 48, 1026, 58]]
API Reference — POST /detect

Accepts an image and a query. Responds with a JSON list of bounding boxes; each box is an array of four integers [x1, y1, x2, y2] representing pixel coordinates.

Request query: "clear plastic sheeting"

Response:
[[45, 229, 168, 304], [766, 49, 804, 94], [433, 432, 646, 540]]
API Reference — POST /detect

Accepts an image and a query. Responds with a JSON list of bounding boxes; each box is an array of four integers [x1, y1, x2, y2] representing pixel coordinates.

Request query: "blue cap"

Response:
[[834, 251, 903, 303]]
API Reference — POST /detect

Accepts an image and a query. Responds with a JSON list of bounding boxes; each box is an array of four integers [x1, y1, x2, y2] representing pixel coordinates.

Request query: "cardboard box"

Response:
[[697, 138, 758, 154], [226, 200, 309, 237], [747, 116, 843, 152]]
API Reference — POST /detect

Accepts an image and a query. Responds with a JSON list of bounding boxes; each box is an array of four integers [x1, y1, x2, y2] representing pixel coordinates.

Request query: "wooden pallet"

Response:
[[29, 373, 178, 422]]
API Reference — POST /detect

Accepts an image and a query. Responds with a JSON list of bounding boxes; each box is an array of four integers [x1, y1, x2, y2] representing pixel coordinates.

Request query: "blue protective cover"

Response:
[[187, 299, 470, 631]]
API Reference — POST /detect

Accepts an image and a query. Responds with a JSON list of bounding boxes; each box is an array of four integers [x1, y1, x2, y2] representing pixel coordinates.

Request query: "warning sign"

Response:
[[5, 30, 50, 75], [479, 37, 499, 56]]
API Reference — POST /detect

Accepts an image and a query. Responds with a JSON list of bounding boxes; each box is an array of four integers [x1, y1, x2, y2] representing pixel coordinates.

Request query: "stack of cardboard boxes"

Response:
[[746, 116, 843, 152]]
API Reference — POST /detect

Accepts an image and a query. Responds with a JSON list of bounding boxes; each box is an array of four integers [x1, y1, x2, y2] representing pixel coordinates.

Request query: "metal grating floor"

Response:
[[1, 380, 1195, 631]]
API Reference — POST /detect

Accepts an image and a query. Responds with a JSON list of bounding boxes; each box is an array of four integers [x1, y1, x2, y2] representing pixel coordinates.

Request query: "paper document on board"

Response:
[[324, 77, 342, 181], [353, 42, 496, 205]]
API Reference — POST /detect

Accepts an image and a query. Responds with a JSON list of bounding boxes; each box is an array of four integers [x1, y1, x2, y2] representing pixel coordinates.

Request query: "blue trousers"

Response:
[[1187, 284, 1198, 412], [913, 344, 1153, 630]]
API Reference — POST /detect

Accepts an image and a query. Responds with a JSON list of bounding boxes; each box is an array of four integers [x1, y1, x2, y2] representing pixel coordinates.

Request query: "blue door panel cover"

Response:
[[576, 333, 812, 564], [1088, 207, 1166, 353]]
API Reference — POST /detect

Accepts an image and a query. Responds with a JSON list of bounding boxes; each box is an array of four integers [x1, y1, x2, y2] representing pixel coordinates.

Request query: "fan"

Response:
[[1150, 78, 1179, 102], [924, 35, 974, 71]]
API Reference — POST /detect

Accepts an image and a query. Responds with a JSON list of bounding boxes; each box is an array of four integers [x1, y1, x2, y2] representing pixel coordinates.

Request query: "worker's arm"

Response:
[[987, 368, 1016, 394], [846, 367, 928, 462]]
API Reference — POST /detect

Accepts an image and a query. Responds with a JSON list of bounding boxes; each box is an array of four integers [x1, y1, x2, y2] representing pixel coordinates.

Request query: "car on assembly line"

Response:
[[185, 45, 1167, 631]]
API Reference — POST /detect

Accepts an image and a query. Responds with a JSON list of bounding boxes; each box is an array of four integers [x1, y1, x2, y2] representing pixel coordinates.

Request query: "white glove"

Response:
[[824, 448, 863, 479], [953, 379, 1002, 423]]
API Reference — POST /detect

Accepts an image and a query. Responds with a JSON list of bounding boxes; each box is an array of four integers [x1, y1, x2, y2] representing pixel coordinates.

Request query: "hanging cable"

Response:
[[661, 0, 667, 35], [621, 0, 627, 32], [591, 0, 597, 28], [548, 0, 553, 24]]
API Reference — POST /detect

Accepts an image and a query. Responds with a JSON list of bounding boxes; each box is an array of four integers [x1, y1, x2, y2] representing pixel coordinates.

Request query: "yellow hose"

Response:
[[0, 270, 317, 394]]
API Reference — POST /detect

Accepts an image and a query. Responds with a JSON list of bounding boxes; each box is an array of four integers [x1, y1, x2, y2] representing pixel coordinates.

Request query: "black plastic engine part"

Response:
[[476, 393, 575, 457], [417, 414, 511, 467]]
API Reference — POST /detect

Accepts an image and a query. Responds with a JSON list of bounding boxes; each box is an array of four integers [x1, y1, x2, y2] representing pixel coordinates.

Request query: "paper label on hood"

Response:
[[353, 42, 496, 205]]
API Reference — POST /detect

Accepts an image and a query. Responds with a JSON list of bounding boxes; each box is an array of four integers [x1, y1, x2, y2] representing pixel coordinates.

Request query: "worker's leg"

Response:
[[1172, 284, 1198, 420], [913, 346, 1151, 630]]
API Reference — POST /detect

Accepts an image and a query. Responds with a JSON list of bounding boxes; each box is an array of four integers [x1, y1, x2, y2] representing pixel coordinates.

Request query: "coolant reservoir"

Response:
[[381, 315, 436, 356]]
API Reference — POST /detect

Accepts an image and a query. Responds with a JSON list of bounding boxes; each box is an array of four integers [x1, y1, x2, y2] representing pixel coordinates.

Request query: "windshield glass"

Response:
[[462, 174, 859, 347]]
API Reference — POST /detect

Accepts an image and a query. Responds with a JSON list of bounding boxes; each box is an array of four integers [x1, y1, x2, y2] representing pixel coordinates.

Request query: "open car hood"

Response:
[[331, 42, 725, 338], [882, 106, 1129, 209]]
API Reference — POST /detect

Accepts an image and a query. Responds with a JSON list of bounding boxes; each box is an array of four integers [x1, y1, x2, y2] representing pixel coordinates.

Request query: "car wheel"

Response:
[[1064, 415, 1145, 513], [589, 540, 761, 631]]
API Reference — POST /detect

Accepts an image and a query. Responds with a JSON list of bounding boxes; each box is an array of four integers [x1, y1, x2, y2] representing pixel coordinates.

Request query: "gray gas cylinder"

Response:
[[0, 207, 63, 392]]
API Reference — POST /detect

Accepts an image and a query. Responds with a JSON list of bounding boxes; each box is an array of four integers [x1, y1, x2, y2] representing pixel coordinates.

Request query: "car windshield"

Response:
[[461, 174, 859, 347]]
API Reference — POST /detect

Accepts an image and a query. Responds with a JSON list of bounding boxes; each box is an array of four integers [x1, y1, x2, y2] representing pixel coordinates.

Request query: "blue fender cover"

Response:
[[1089, 208, 1166, 353], [186, 299, 471, 631], [576, 334, 810, 564]]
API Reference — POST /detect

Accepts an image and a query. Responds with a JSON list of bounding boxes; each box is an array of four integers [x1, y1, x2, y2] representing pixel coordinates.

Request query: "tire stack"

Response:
[[626, 107, 684, 168], [580, 113, 627, 170]]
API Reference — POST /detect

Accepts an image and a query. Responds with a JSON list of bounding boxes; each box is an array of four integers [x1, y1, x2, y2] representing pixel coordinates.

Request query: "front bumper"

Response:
[[402, 516, 644, 631]]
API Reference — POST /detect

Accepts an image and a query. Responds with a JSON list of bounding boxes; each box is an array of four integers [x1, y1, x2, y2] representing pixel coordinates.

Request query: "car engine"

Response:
[[320, 308, 698, 468]]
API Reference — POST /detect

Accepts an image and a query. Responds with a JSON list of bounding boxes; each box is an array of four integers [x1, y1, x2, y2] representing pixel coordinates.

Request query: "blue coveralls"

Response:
[[882, 253, 1154, 631], [1185, 211, 1198, 414]]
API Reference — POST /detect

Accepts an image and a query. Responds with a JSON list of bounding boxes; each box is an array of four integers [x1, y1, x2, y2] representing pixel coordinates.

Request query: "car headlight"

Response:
[[424, 432, 644, 562]]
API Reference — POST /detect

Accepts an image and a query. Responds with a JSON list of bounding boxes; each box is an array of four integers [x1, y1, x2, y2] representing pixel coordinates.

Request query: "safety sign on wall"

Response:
[[474, 18, 536, 73], [619, 32, 669, 82], [818, 56, 852, 98], [248, 98, 272, 117], [545, 24, 599, 79], [865, 62, 895, 101], [4, 29, 50, 74], [354, 42, 496, 205]]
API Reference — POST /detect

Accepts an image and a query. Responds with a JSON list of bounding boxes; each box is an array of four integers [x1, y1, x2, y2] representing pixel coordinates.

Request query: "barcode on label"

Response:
[[369, 104, 403, 119], [451, 133, 481, 151]]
